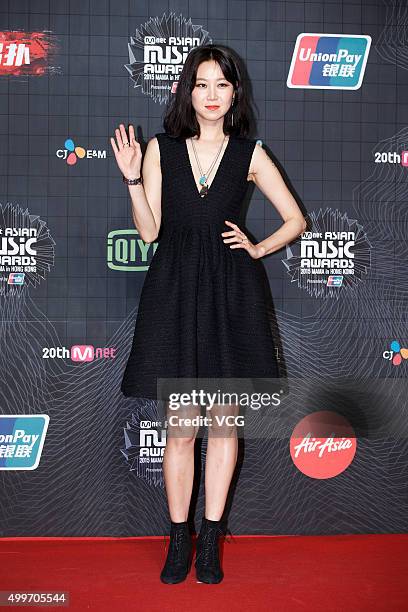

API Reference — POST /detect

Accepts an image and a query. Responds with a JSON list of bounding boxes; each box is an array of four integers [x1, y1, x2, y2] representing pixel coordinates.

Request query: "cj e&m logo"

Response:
[[56, 139, 107, 165], [383, 340, 408, 367], [0, 415, 49, 470], [287, 33, 371, 90]]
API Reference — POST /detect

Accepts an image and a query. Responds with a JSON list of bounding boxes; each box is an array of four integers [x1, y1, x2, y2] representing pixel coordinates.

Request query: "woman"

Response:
[[111, 43, 306, 584]]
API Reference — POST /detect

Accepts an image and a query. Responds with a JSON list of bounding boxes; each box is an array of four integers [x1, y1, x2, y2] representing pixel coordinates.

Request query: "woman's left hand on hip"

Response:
[[221, 220, 262, 260]]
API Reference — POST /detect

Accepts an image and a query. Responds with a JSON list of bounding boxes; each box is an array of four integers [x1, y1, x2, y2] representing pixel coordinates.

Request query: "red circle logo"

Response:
[[290, 411, 357, 479]]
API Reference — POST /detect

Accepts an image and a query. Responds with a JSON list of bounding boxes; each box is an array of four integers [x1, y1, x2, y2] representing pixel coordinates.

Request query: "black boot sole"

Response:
[[195, 569, 224, 584], [195, 558, 224, 584]]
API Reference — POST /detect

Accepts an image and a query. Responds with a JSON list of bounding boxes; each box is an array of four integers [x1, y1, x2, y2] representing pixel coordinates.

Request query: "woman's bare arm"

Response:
[[127, 136, 162, 243], [248, 144, 307, 258], [110, 125, 162, 243]]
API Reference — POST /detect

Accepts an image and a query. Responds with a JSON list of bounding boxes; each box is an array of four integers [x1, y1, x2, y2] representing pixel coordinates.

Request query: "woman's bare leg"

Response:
[[162, 401, 200, 522], [204, 403, 239, 520]]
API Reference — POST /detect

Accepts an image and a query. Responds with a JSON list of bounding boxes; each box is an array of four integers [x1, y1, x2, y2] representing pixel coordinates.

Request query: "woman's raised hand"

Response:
[[110, 124, 142, 180]]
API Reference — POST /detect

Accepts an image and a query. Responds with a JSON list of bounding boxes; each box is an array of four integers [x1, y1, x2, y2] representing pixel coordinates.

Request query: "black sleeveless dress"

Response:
[[121, 131, 279, 400]]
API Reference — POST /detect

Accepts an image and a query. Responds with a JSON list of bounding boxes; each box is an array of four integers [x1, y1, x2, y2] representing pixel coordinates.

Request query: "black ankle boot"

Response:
[[160, 520, 193, 584], [194, 517, 224, 584]]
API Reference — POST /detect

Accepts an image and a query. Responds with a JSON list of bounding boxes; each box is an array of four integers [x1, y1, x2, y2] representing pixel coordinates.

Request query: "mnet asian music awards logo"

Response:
[[107, 230, 158, 271], [121, 410, 166, 487], [287, 33, 371, 90], [282, 208, 372, 298], [125, 12, 211, 104], [0, 201, 55, 296]]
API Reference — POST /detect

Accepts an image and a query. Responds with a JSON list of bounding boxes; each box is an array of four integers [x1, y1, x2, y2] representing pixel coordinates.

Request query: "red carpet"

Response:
[[0, 534, 406, 611]]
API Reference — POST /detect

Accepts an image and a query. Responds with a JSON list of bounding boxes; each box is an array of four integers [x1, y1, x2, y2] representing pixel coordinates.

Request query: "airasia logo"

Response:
[[290, 410, 356, 479]]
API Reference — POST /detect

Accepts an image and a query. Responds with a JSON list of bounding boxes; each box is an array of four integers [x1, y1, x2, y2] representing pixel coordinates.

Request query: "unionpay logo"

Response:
[[327, 275, 343, 287], [287, 33, 371, 90], [56, 138, 107, 165], [8, 272, 25, 285], [383, 340, 408, 367], [0, 415, 49, 470]]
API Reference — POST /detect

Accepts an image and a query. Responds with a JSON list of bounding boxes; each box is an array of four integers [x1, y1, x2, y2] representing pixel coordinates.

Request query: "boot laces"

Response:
[[164, 526, 189, 565], [198, 525, 223, 565]]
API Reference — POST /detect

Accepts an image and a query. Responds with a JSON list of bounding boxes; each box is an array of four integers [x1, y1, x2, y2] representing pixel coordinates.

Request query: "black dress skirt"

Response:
[[121, 131, 279, 401]]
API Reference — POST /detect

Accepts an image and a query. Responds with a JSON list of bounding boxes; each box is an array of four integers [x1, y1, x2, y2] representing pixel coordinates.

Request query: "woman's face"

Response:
[[191, 60, 235, 123]]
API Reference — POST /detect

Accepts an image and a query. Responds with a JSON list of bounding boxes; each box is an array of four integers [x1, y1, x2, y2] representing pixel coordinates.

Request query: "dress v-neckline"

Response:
[[184, 134, 233, 198]]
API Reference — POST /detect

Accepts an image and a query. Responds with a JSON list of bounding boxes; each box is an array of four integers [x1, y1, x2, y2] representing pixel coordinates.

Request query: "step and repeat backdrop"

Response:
[[0, 0, 407, 536]]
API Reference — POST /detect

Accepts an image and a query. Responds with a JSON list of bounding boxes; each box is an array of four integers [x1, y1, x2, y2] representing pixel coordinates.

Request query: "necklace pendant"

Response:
[[199, 184, 209, 197]]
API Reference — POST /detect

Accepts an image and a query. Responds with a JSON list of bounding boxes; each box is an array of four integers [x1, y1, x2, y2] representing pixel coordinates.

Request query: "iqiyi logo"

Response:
[[107, 230, 158, 271], [383, 340, 408, 366], [56, 138, 107, 165]]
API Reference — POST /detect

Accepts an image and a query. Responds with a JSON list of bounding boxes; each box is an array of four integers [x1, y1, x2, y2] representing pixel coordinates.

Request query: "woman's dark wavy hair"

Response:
[[163, 43, 256, 140]]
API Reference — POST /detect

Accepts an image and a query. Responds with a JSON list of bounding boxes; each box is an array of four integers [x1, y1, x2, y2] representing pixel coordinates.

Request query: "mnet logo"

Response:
[[374, 150, 408, 167], [42, 345, 117, 361], [107, 229, 158, 271], [139, 427, 166, 460], [71, 345, 95, 362], [69, 345, 117, 362], [56, 138, 107, 165]]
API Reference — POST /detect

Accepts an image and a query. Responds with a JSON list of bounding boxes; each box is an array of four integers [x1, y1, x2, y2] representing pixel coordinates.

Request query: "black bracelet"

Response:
[[123, 175, 143, 185]]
